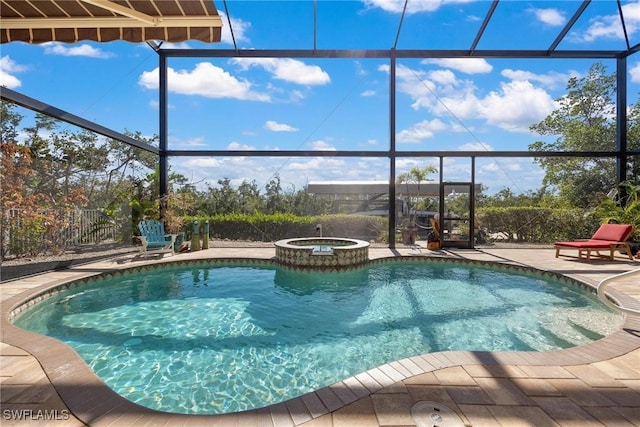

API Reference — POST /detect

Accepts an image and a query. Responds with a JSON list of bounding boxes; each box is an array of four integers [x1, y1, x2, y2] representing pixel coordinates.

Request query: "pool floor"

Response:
[[1, 244, 639, 426]]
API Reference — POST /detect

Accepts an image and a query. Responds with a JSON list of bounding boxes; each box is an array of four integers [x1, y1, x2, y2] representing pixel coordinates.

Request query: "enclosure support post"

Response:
[[616, 56, 628, 202], [159, 51, 169, 219], [389, 51, 397, 249], [470, 156, 476, 249]]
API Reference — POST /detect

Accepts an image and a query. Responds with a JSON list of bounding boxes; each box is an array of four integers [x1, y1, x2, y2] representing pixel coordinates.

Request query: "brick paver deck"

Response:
[[1, 244, 638, 426]]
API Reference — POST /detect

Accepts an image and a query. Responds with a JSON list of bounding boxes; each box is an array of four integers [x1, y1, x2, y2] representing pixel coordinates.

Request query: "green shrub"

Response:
[[477, 207, 599, 243], [183, 213, 387, 242], [7, 214, 47, 257], [594, 181, 640, 241]]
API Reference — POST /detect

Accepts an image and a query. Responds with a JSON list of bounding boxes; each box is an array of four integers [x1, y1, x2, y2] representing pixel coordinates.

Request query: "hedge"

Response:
[[181, 208, 603, 244], [476, 207, 600, 243], [183, 213, 388, 242]]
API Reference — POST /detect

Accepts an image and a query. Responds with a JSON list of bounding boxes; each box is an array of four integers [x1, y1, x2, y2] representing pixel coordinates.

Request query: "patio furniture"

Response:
[[554, 223, 634, 261], [137, 220, 177, 256]]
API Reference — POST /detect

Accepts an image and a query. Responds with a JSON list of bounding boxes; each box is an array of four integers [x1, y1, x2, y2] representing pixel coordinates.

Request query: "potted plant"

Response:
[[594, 181, 640, 256], [426, 217, 440, 250], [396, 165, 438, 245]]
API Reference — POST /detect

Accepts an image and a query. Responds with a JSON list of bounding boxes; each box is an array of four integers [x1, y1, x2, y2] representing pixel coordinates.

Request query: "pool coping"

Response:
[[1, 248, 639, 426]]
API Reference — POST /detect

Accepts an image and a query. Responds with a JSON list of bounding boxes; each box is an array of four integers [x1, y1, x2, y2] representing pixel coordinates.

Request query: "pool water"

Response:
[[15, 261, 622, 415]]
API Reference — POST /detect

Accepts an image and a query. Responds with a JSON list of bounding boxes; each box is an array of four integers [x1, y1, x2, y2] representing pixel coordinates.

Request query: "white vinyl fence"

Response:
[[2, 209, 117, 258]]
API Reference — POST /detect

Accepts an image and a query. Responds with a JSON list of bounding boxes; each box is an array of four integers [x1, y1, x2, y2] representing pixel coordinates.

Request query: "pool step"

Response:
[[567, 320, 605, 341], [538, 326, 580, 349], [505, 330, 537, 351], [539, 317, 608, 349]]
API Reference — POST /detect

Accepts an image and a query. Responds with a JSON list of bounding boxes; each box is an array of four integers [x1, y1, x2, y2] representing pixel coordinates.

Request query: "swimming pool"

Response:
[[13, 259, 622, 415]]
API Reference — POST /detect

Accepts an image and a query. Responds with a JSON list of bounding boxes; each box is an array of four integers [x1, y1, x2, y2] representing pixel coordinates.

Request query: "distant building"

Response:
[[307, 180, 481, 235]]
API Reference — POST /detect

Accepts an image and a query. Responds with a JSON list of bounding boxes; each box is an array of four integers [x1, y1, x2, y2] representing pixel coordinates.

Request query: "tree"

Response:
[[202, 178, 242, 214], [477, 187, 560, 208], [1, 103, 95, 255], [0, 101, 21, 145], [396, 165, 438, 227], [289, 184, 332, 216], [627, 99, 640, 182], [529, 62, 640, 208], [264, 174, 286, 214], [237, 179, 263, 213], [98, 131, 158, 209]]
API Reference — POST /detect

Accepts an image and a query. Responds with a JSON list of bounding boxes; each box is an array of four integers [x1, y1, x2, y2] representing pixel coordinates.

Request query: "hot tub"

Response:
[[274, 237, 369, 268]]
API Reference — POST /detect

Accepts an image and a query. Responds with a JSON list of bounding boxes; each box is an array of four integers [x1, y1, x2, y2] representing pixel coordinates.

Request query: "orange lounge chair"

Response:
[[554, 223, 634, 261]]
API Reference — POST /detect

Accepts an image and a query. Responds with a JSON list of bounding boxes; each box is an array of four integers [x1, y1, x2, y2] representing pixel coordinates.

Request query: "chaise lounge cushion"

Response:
[[554, 223, 634, 261], [554, 223, 632, 248], [590, 223, 633, 242], [554, 239, 613, 249]]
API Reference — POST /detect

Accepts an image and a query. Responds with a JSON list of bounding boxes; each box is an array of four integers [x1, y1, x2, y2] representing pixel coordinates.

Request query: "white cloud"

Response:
[[138, 63, 271, 101], [308, 140, 337, 151], [170, 136, 206, 148], [422, 58, 493, 74], [288, 157, 346, 176], [623, 1, 640, 32], [501, 69, 574, 90], [153, 42, 190, 49], [387, 63, 557, 133], [457, 142, 493, 151], [429, 69, 458, 85], [228, 141, 256, 150], [363, 0, 473, 14], [396, 158, 419, 170], [480, 161, 500, 173], [0, 56, 24, 89], [220, 13, 251, 45], [379, 63, 438, 110], [361, 89, 376, 97], [354, 61, 368, 76], [43, 42, 113, 58], [449, 121, 471, 133], [507, 162, 522, 171], [581, 0, 640, 42], [478, 80, 557, 132], [630, 62, 640, 83], [397, 119, 447, 143], [583, 18, 624, 42], [289, 90, 306, 102], [265, 120, 298, 132], [414, 79, 477, 114], [233, 58, 330, 86], [184, 158, 222, 168], [476, 158, 544, 194], [529, 8, 565, 26], [363, 0, 440, 13]]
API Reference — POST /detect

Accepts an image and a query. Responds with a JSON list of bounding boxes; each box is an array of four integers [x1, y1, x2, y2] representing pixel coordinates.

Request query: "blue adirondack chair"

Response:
[[137, 220, 177, 255]]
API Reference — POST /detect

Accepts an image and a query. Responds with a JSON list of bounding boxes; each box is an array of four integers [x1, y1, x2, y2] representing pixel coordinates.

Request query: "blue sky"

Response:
[[1, 0, 640, 196]]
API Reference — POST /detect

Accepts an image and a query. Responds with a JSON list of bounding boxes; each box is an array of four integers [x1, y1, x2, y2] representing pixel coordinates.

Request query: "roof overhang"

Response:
[[1, 0, 223, 44]]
